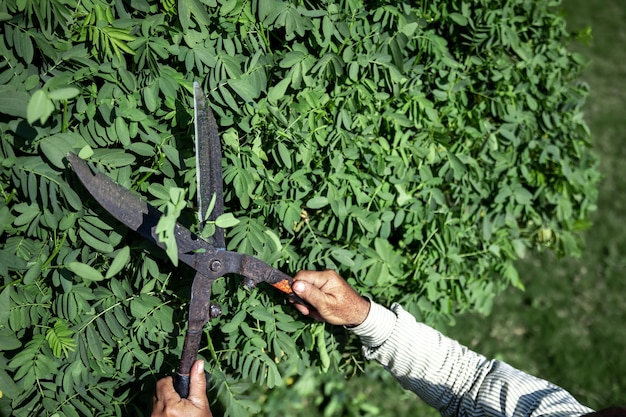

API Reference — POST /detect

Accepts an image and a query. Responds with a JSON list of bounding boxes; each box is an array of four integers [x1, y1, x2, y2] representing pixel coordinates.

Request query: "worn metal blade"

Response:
[[68, 151, 217, 399], [67, 153, 299, 295], [194, 82, 225, 250], [67, 153, 210, 269]]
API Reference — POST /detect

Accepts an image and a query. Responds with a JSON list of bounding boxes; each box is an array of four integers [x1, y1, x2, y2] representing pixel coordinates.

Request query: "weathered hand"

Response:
[[291, 270, 370, 327], [151, 360, 212, 417]]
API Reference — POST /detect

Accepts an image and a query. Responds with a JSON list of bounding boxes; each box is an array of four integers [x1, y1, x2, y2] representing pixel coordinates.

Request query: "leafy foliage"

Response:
[[0, 0, 597, 416]]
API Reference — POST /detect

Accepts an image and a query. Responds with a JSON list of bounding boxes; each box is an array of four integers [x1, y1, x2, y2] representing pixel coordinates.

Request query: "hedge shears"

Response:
[[67, 82, 303, 398]]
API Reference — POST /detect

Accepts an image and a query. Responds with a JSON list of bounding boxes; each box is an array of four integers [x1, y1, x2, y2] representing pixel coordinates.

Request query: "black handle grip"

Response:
[[174, 373, 190, 399], [175, 329, 203, 399]]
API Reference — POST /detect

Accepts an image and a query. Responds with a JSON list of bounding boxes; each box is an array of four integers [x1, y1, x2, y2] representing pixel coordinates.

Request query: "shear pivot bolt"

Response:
[[209, 303, 222, 318], [210, 260, 222, 272]]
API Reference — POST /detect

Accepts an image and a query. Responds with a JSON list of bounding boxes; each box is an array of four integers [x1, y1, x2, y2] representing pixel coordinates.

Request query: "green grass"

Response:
[[445, 0, 626, 411]]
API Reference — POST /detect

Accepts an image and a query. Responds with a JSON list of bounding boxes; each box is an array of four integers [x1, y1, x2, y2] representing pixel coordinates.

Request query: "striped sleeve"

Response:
[[349, 301, 594, 417]]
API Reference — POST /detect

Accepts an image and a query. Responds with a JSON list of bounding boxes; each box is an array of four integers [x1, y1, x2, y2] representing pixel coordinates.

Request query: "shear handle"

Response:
[[198, 251, 311, 306]]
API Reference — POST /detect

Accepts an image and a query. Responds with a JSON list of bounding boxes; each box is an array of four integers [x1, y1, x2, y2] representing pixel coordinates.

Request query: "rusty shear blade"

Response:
[[67, 151, 309, 398], [67, 152, 299, 294], [66, 153, 209, 269], [194, 82, 225, 249], [174, 84, 226, 397]]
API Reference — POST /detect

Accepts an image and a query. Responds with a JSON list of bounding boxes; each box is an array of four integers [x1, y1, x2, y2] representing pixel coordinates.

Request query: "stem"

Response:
[[412, 227, 438, 274], [305, 220, 325, 256], [204, 329, 219, 364], [42, 232, 67, 270], [78, 295, 135, 333], [62, 100, 68, 132]]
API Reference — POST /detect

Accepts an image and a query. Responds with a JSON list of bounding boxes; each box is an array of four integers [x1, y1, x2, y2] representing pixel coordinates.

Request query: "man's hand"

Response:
[[151, 360, 212, 417], [291, 270, 370, 327]]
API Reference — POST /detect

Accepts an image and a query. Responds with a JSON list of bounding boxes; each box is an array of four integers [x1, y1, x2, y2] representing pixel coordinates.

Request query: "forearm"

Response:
[[350, 302, 486, 415], [350, 302, 593, 417]]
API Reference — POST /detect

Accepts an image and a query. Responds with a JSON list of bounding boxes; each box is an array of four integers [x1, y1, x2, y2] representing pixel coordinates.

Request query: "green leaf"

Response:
[[400, 22, 419, 36], [316, 328, 330, 372], [48, 87, 80, 101], [447, 151, 467, 179], [526, 94, 538, 111], [0, 87, 29, 118], [215, 213, 240, 228], [0, 367, 19, 399], [23, 260, 43, 285], [277, 142, 292, 169], [0, 330, 22, 350], [449, 12, 468, 26], [227, 77, 260, 102], [250, 307, 273, 322], [513, 186, 533, 205], [78, 145, 94, 159], [267, 78, 290, 103], [512, 239, 527, 259], [0, 288, 11, 325], [115, 116, 131, 145], [105, 246, 131, 278], [306, 196, 328, 209], [40, 139, 70, 169], [85, 326, 104, 361], [13, 204, 39, 227], [27, 89, 55, 124], [66, 261, 104, 281], [143, 85, 159, 112], [45, 320, 76, 358], [61, 183, 84, 211], [79, 228, 114, 253], [155, 187, 186, 266], [263, 229, 282, 251], [331, 248, 354, 267], [14, 28, 34, 63], [39, 133, 83, 169], [222, 310, 246, 333]]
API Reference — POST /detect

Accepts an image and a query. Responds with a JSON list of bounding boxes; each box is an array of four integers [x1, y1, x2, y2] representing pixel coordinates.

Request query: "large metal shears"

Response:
[[67, 83, 301, 398]]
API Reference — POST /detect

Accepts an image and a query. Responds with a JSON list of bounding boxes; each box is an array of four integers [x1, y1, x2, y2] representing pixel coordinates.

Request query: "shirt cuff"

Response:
[[348, 300, 397, 347]]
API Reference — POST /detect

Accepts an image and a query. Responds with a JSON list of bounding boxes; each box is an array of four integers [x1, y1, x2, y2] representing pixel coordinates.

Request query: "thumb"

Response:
[[292, 279, 326, 310], [187, 360, 208, 406]]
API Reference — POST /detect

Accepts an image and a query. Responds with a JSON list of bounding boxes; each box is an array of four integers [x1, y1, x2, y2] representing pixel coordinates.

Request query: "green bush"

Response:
[[0, 0, 598, 415]]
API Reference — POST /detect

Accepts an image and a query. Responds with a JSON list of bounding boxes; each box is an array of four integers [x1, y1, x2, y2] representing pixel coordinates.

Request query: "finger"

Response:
[[151, 399, 165, 417], [155, 376, 177, 398], [154, 376, 181, 411], [292, 301, 312, 316], [292, 279, 328, 310], [293, 270, 334, 289], [187, 360, 208, 407], [307, 309, 324, 322]]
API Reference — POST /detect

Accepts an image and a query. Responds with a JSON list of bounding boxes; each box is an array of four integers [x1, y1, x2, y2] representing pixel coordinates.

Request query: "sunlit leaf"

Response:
[[66, 261, 104, 281], [306, 196, 328, 209], [27, 89, 55, 124], [215, 213, 240, 228], [48, 87, 80, 101], [105, 246, 131, 278]]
